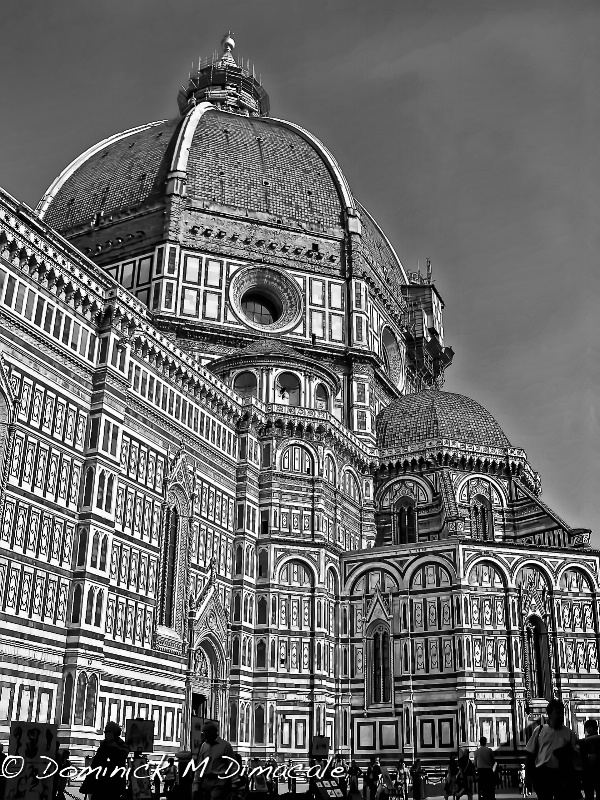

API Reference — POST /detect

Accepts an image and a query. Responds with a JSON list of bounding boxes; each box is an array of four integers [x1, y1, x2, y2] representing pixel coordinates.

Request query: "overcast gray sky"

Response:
[[1, 0, 598, 541]]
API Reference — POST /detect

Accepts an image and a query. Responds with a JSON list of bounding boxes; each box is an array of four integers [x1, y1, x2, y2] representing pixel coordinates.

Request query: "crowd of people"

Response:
[[4, 699, 598, 800]]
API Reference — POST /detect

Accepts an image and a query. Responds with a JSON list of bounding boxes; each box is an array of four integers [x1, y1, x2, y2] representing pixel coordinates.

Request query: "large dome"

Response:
[[377, 390, 511, 451], [38, 109, 351, 236]]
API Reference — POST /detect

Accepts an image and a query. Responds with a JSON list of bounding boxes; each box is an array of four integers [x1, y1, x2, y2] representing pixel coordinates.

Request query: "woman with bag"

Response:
[[80, 721, 130, 799], [525, 699, 580, 800]]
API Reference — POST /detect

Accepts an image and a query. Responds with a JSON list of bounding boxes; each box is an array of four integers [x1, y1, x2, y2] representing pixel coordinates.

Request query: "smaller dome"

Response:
[[377, 390, 511, 451]]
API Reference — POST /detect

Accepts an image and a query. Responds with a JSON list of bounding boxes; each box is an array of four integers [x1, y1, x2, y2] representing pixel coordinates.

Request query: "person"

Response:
[[456, 748, 474, 800], [82, 721, 130, 800], [163, 757, 179, 796], [192, 720, 235, 800], [410, 760, 426, 800], [364, 758, 381, 800], [474, 737, 495, 800], [55, 748, 71, 800], [444, 755, 459, 800], [525, 699, 579, 800], [375, 773, 388, 800], [265, 756, 277, 798], [153, 768, 162, 800], [337, 757, 348, 798], [517, 763, 530, 798], [348, 761, 363, 797], [231, 754, 249, 800], [579, 719, 600, 799]]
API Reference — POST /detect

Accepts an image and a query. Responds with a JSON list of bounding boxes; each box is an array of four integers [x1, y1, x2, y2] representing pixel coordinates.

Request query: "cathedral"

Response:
[[0, 34, 598, 766]]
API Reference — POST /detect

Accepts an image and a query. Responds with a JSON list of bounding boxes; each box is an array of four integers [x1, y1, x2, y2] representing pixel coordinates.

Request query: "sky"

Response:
[[0, 1, 598, 541]]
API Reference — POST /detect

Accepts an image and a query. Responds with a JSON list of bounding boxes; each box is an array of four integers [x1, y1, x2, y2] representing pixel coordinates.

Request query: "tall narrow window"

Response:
[[83, 468, 94, 507], [85, 589, 94, 624], [229, 703, 238, 741], [254, 705, 265, 744], [85, 674, 98, 727], [74, 673, 86, 725], [163, 506, 179, 628], [90, 533, 99, 568], [76, 529, 88, 567], [61, 673, 73, 724], [526, 616, 551, 700], [397, 498, 417, 544], [99, 536, 108, 570], [372, 625, 391, 704], [471, 495, 493, 541], [71, 584, 82, 623]]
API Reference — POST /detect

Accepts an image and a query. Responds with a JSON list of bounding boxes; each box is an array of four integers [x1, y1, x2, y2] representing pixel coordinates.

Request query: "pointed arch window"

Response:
[[161, 505, 179, 628], [99, 536, 108, 571], [61, 673, 73, 724], [85, 588, 94, 624], [96, 471, 106, 508], [85, 674, 98, 726], [396, 497, 417, 544], [229, 702, 238, 741], [471, 494, 493, 541], [82, 467, 94, 507], [525, 615, 552, 700], [76, 529, 88, 567], [71, 584, 82, 624], [94, 591, 103, 627], [254, 705, 265, 744], [257, 640, 266, 668], [235, 545, 243, 575], [371, 624, 391, 704], [74, 673, 86, 725]]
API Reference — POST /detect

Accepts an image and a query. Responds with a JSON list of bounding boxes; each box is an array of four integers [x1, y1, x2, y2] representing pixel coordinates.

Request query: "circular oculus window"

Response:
[[229, 265, 303, 333]]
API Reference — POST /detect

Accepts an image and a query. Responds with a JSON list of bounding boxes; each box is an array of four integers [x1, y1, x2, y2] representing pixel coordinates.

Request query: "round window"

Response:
[[241, 292, 282, 326], [229, 266, 303, 334]]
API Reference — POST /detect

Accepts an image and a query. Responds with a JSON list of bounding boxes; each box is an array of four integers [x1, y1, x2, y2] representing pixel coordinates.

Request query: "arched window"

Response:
[[229, 703, 238, 741], [257, 597, 268, 625], [324, 455, 336, 485], [281, 445, 313, 475], [317, 642, 322, 671], [254, 705, 265, 744], [471, 495, 493, 541], [526, 616, 552, 700], [105, 475, 114, 512], [76, 529, 88, 567], [61, 673, 73, 724], [269, 706, 275, 743], [258, 550, 268, 578], [315, 384, 328, 410], [71, 584, 82, 624], [90, 532, 99, 568], [234, 371, 258, 398], [235, 545, 243, 576], [94, 591, 103, 627], [342, 470, 360, 502], [85, 674, 98, 727], [372, 625, 391, 704], [233, 594, 241, 622], [232, 636, 240, 665], [257, 640, 266, 668], [276, 372, 300, 407], [96, 471, 106, 508], [85, 588, 94, 624], [244, 705, 250, 742], [162, 506, 179, 628], [74, 673, 86, 725], [99, 536, 108, 570], [382, 328, 401, 385], [397, 498, 417, 544], [247, 640, 252, 667], [270, 639, 276, 668], [83, 467, 94, 507]]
